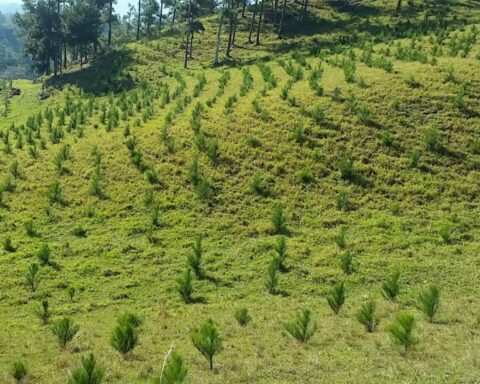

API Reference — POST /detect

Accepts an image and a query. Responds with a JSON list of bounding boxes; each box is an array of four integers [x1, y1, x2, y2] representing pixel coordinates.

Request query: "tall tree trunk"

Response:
[[213, 1, 225, 66], [231, 0, 239, 47], [241, 0, 246, 17], [226, 0, 235, 56], [277, 0, 286, 38], [248, 0, 258, 43], [396, 0, 402, 11], [108, 0, 113, 46], [63, 42, 67, 69], [189, 32, 194, 59], [159, 0, 163, 30], [171, 0, 177, 27], [184, 0, 191, 68], [255, 0, 264, 45], [136, 0, 141, 40]]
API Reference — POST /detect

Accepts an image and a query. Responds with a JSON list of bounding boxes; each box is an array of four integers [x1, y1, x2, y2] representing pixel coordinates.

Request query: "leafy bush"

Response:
[[285, 309, 317, 343], [52, 317, 79, 349], [356, 301, 379, 332], [191, 319, 223, 371], [68, 353, 104, 384], [326, 281, 345, 314], [176, 269, 194, 303], [11, 360, 27, 383], [417, 284, 440, 322], [387, 312, 418, 352], [234, 307, 252, 326], [382, 271, 401, 301]]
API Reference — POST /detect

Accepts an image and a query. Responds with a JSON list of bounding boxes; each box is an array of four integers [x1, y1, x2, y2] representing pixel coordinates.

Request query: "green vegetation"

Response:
[[1, 0, 480, 382]]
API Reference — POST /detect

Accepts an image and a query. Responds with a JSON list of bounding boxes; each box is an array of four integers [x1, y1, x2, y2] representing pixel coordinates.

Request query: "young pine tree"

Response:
[[387, 312, 418, 353], [265, 259, 279, 294], [187, 236, 204, 278], [11, 360, 27, 383], [417, 284, 440, 322], [51, 317, 80, 350], [68, 353, 104, 384], [284, 309, 317, 343], [176, 268, 194, 303], [356, 300, 379, 332], [327, 281, 346, 314], [191, 319, 223, 371], [340, 250, 354, 275], [155, 352, 188, 384], [382, 271, 401, 301], [35, 299, 52, 325], [26, 263, 40, 292], [271, 206, 288, 234], [111, 321, 138, 356], [272, 236, 288, 272], [234, 307, 252, 326]]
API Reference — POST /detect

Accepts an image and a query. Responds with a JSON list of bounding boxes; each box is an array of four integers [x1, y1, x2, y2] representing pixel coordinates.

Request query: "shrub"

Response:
[[206, 139, 220, 164], [176, 268, 193, 303], [35, 299, 51, 325], [336, 191, 350, 211], [90, 169, 103, 197], [299, 168, 314, 184], [272, 236, 288, 272], [66, 286, 76, 302], [342, 58, 356, 83], [387, 312, 418, 352], [311, 105, 325, 125], [191, 319, 223, 371], [356, 301, 379, 332], [285, 309, 317, 343], [409, 150, 421, 168], [338, 155, 356, 181], [111, 321, 138, 356], [155, 352, 187, 384], [188, 157, 200, 186], [417, 284, 440, 322], [68, 353, 104, 384], [26, 263, 40, 292], [335, 226, 347, 249], [265, 259, 279, 294], [382, 271, 401, 301], [326, 281, 345, 314], [3, 236, 15, 252], [11, 360, 27, 383], [48, 180, 63, 205], [271, 206, 288, 234], [340, 250, 354, 274], [25, 220, 38, 237], [425, 126, 440, 152], [188, 236, 204, 278], [117, 312, 143, 329], [404, 74, 420, 88], [52, 317, 79, 349], [234, 307, 252, 326], [439, 222, 454, 244], [250, 173, 269, 196]]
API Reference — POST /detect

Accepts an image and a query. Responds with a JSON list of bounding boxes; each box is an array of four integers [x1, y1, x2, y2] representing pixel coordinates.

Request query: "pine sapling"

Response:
[[191, 319, 223, 371], [356, 300, 379, 332], [285, 309, 317, 343], [417, 284, 440, 322], [327, 281, 345, 314]]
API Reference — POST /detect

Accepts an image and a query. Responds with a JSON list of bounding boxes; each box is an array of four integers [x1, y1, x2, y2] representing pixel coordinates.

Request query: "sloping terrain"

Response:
[[1, 1, 480, 383]]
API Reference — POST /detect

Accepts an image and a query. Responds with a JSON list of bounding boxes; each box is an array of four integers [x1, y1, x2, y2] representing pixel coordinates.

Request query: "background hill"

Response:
[[0, 0, 480, 383]]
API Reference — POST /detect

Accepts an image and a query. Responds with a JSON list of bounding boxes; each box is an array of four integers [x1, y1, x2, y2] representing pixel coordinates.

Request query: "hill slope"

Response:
[[1, 1, 480, 383]]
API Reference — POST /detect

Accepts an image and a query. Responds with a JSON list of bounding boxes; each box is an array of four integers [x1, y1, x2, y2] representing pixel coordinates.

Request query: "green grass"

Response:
[[1, 1, 480, 383]]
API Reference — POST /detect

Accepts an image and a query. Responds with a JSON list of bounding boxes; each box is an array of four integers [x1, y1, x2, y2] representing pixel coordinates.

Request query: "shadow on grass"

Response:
[[45, 48, 135, 96]]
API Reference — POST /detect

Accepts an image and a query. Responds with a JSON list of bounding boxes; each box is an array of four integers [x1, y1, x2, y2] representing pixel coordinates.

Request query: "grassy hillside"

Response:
[[1, 1, 480, 383]]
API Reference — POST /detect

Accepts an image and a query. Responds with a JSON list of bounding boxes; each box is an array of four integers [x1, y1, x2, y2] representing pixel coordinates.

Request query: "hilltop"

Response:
[[1, 1, 480, 383]]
